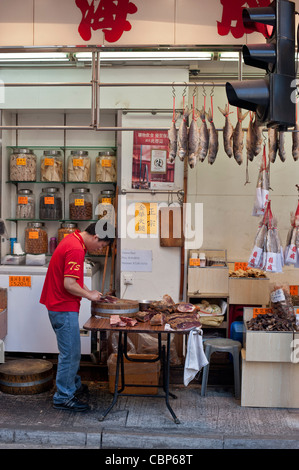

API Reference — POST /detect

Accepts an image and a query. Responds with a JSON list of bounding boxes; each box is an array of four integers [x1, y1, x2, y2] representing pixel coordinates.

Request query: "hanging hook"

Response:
[[172, 82, 176, 98], [209, 82, 215, 97], [202, 82, 207, 97], [182, 82, 187, 98]]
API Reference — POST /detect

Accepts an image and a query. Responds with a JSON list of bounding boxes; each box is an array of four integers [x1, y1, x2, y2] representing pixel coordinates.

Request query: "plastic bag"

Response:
[[110, 332, 136, 355], [270, 283, 295, 321], [136, 333, 182, 366]]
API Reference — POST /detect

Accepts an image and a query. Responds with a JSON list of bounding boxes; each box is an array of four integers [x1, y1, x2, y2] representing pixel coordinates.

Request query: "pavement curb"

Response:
[[1, 426, 298, 449]]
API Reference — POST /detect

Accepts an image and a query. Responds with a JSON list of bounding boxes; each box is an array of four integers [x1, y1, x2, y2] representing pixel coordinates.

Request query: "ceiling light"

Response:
[[219, 52, 241, 61], [75, 51, 213, 61], [0, 53, 69, 62]]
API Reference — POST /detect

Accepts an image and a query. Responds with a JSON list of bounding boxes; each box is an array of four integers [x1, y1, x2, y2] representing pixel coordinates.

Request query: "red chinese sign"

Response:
[[76, 0, 138, 42], [217, 0, 271, 39]]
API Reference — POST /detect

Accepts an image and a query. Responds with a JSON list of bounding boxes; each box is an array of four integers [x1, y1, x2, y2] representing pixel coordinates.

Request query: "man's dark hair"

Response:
[[84, 221, 115, 245]]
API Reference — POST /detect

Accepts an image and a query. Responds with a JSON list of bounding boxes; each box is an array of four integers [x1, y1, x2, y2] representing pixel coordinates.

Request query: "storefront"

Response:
[[0, 0, 298, 410]]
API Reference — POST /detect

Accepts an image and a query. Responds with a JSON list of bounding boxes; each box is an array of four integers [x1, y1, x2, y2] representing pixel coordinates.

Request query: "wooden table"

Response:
[[83, 316, 185, 424]]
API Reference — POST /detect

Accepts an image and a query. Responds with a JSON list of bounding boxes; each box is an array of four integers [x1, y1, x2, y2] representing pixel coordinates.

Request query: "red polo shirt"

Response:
[[40, 230, 87, 312]]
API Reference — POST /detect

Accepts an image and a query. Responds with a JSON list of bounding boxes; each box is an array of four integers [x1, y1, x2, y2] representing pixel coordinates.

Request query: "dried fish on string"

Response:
[[233, 108, 249, 165], [188, 109, 200, 169], [197, 106, 209, 162], [268, 127, 278, 163], [252, 146, 270, 217], [177, 106, 189, 162], [252, 114, 263, 157], [278, 131, 286, 162], [168, 112, 180, 163], [207, 106, 219, 165], [246, 113, 255, 162], [292, 122, 299, 161], [218, 104, 233, 158]]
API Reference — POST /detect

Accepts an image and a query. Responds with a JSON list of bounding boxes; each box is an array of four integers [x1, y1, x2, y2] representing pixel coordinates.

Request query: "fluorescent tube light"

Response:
[[0, 53, 69, 62], [75, 51, 213, 61], [219, 52, 240, 61]]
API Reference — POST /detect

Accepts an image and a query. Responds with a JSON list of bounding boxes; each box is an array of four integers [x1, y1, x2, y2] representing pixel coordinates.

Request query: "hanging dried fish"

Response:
[[252, 146, 269, 217], [233, 108, 249, 165], [207, 107, 219, 165], [177, 106, 189, 162], [246, 113, 255, 162], [268, 127, 278, 163], [252, 114, 263, 157], [218, 104, 233, 158], [278, 131, 286, 162], [292, 123, 299, 161], [188, 111, 200, 169], [168, 113, 180, 163], [197, 106, 209, 162], [285, 203, 299, 265]]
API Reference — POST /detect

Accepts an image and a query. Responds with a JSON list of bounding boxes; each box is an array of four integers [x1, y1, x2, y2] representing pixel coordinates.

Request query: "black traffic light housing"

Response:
[[226, 0, 296, 130]]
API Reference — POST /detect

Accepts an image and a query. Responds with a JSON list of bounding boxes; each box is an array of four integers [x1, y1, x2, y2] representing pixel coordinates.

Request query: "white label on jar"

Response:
[[271, 288, 285, 303]]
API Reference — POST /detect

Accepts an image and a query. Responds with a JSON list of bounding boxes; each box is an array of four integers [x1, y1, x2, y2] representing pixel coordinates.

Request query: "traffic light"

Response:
[[226, 0, 296, 130]]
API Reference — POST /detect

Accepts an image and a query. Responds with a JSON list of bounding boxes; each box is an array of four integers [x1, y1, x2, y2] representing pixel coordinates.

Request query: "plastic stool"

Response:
[[201, 338, 241, 398], [0, 340, 4, 363]]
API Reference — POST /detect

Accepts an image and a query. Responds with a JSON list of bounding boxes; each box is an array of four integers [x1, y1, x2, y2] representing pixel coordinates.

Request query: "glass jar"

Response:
[[67, 150, 91, 182], [58, 222, 78, 244], [16, 189, 35, 219], [41, 150, 63, 182], [69, 188, 93, 220], [10, 148, 37, 181], [25, 222, 48, 254], [97, 189, 115, 224], [39, 187, 62, 220], [95, 151, 117, 182], [49, 237, 57, 255]]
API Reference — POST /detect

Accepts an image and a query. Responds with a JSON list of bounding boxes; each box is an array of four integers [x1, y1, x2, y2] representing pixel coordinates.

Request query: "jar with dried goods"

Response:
[[67, 150, 90, 182], [10, 148, 37, 181], [41, 150, 63, 182], [25, 222, 48, 254], [95, 151, 117, 182], [58, 222, 78, 244], [16, 189, 35, 219], [39, 187, 63, 220], [97, 189, 115, 224], [69, 187, 93, 220]]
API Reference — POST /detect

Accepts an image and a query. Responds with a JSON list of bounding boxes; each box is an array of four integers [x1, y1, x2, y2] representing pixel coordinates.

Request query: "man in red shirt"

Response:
[[40, 222, 114, 411]]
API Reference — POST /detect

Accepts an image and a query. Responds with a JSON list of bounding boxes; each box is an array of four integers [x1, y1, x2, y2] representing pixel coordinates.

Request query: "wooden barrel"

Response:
[[0, 359, 53, 395], [91, 299, 139, 317]]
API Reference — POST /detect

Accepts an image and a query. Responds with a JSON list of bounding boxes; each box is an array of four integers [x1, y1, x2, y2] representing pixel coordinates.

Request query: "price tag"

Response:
[[44, 197, 54, 205], [44, 158, 54, 166], [73, 158, 83, 167], [75, 198, 84, 206], [102, 198, 112, 204], [234, 262, 248, 271], [189, 258, 200, 266], [290, 285, 299, 296], [9, 276, 31, 287], [18, 196, 28, 205], [101, 159, 112, 167], [29, 231, 39, 239], [16, 157, 26, 166], [253, 307, 272, 318]]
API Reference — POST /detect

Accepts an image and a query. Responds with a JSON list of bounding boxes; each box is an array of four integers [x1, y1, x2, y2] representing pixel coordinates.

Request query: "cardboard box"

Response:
[[229, 278, 269, 305], [107, 353, 160, 395], [241, 349, 299, 408], [243, 307, 296, 363]]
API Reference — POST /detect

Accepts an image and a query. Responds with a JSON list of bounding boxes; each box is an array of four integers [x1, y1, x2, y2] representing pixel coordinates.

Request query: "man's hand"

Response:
[[86, 290, 102, 302], [64, 277, 102, 302]]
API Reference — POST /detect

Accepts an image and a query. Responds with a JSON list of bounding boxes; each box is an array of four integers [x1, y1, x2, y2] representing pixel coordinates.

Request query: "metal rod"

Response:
[[121, 189, 184, 195], [2, 81, 226, 88]]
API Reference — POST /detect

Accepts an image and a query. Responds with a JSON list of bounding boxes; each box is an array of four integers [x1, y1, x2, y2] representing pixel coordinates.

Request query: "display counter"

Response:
[[0, 263, 101, 354]]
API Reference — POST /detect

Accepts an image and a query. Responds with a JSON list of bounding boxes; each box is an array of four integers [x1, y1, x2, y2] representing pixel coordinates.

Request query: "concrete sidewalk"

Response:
[[0, 382, 298, 449]]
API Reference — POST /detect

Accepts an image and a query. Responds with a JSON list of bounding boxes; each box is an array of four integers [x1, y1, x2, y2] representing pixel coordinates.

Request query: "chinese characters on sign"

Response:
[[217, 0, 271, 39], [76, 0, 138, 42], [132, 131, 175, 190], [9, 276, 31, 287], [135, 203, 157, 235]]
